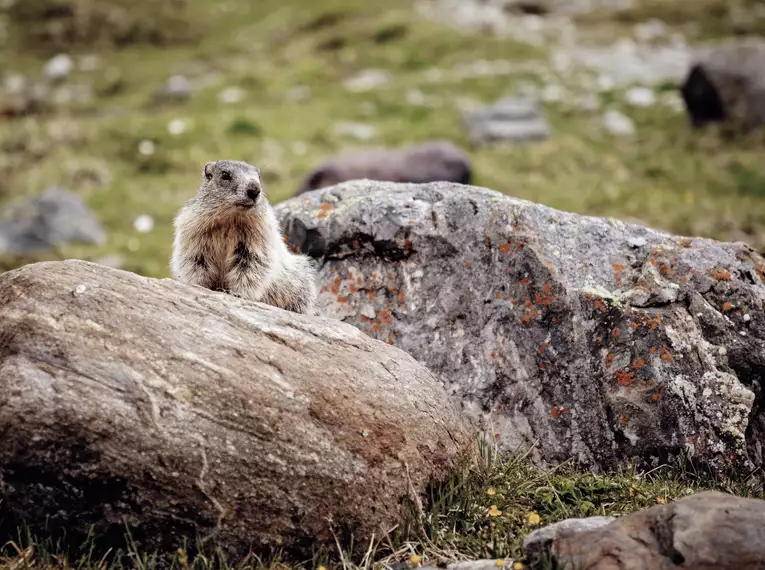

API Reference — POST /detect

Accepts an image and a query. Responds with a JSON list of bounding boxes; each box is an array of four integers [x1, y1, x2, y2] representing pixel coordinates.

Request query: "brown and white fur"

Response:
[[170, 159, 317, 315]]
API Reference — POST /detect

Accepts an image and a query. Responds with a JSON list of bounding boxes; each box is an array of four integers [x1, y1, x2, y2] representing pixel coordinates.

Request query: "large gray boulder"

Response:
[[0, 260, 475, 559], [276, 181, 765, 475]]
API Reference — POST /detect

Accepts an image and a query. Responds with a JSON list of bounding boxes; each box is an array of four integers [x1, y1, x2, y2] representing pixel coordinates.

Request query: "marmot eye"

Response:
[[221, 171, 232, 181]]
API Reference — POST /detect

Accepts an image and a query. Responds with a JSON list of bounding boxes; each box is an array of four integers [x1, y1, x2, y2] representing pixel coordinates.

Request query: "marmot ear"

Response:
[[203, 162, 215, 180]]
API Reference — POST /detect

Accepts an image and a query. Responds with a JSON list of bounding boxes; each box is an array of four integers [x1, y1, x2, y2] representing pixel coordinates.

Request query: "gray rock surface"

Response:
[[295, 140, 472, 196], [0, 187, 106, 256], [681, 39, 765, 131], [276, 181, 765, 475], [548, 491, 765, 569], [462, 97, 550, 145], [523, 515, 616, 564], [0, 260, 475, 559]]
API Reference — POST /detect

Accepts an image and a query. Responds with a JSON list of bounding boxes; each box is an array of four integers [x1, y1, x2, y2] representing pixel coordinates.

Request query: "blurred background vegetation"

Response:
[[1, 0, 765, 278]]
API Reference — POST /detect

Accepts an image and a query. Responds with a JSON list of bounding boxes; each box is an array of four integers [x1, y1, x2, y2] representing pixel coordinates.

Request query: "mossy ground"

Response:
[[2, 0, 765, 568], [2, 440, 764, 570]]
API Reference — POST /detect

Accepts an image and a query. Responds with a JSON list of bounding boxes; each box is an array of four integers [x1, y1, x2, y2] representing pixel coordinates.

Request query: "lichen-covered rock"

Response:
[[276, 181, 765, 475], [0, 260, 475, 559], [545, 491, 765, 570]]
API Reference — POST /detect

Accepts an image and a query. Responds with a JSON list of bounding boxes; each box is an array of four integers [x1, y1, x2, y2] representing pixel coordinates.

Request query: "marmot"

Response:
[[170, 159, 317, 315]]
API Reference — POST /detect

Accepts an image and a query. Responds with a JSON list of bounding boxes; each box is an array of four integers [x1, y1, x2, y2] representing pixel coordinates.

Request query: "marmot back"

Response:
[[170, 159, 317, 315]]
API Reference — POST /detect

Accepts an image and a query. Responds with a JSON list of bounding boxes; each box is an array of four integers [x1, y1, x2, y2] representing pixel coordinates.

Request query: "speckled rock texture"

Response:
[[546, 491, 765, 569], [0, 260, 475, 559], [275, 181, 765, 475]]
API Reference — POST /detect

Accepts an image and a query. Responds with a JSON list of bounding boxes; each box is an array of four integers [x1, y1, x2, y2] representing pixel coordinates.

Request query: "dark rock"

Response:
[[462, 97, 550, 145], [0, 260, 475, 560], [546, 491, 765, 570], [295, 140, 472, 196], [276, 180, 765, 475], [0, 187, 106, 256], [681, 39, 765, 131]]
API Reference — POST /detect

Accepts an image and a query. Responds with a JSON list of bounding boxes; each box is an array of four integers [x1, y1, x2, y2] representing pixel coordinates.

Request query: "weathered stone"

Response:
[[462, 97, 550, 145], [546, 491, 765, 570], [276, 181, 765, 475], [0, 260, 475, 559], [681, 39, 765, 131], [295, 140, 472, 196], [523, 515, 616, 565], [0, 187, 106, 256]]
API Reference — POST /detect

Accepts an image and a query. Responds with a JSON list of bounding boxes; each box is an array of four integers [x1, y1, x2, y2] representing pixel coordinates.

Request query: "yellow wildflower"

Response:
[[527, 511, 541, 525], [513, 563, 525, 570], [629, 486, 635, 497], [318, 566, 327, 570], [409, 555, 422, 565], [487, 488, 497, 496], [495, 559, 505, 567], [488, 504, 502, 517], [656, 497, 666, 504]]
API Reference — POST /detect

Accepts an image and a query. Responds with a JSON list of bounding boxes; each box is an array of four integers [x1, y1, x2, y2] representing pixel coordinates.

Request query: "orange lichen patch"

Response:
[[594, 299, 607, 313], [606, 353, 615, 368], [722, 302, 734, 312], [618, 413, 629, 427], [632, 358, 647, 370], [519, 278, 532, 285], [659, 347, 673, 361], [499, 243, 512, 254], [333, 276, 342, 286], [613, 327, 621, 338], [495, 291, 501, 299], [650, 258, 657, 265], [465, 261, 473, 268], [710, 268, 732, 281], [337, 296, 349, 303], [596, 336, 603, 345], [331, 285, 339, 295], [316, 202, 334, 219], [612, 263, 625, 272], [583, 293, 593, 301], [520, 309, 539, 324], [491, 352, 497, 359], [551, 406, 567, 419], [650, 346, 656, 353], [360, 315, 369, 323], [379, 310, 393, 325], [658, 263, 675, 278], [615, 369, 636, 387], [396, 290, 406, 305], [631, 322, 639, 330]]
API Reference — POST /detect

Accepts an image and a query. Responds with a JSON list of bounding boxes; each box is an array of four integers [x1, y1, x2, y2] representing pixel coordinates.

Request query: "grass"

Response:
[[2, 438, 764, 570], [1, 0, 765, 277]]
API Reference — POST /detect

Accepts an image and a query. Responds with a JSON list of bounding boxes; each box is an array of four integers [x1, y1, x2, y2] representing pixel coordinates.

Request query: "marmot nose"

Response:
[[246, 184, 261, 202]]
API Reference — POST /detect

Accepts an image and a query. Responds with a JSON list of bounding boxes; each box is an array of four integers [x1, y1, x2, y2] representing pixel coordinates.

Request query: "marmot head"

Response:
[[196, 159, 266, 213]]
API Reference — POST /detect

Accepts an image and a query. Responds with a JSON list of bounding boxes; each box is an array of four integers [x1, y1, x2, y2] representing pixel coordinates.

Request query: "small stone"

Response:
[[133, 215, 155, 233], [343, 69, 390, 92], [627, 237, 647, 248], [286, 86, 310, 101], [73, 284, 88, 296], [167, 118, 188, 136], [332, 122, 378, 141], [158, 74, 191, 101], [625, 87, 656, 107], [218, 86, 245, 104], [744, 313, 751, 322], [44, 54, 73, 81], [602, 110, 636, 136], [138, 140, 156, 156]]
